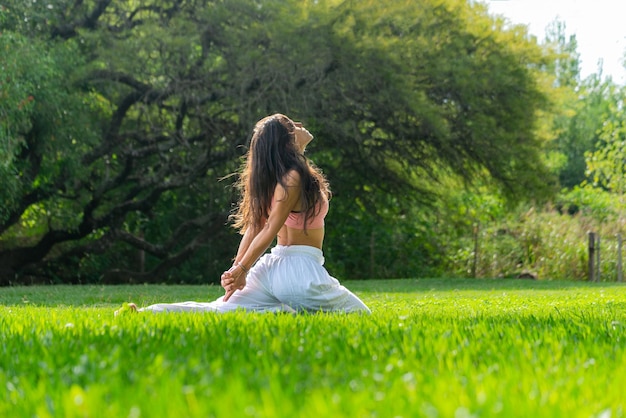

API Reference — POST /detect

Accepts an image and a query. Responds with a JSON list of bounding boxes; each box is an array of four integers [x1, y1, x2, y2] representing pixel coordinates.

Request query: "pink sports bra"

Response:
[[283, 198, 329, 230]]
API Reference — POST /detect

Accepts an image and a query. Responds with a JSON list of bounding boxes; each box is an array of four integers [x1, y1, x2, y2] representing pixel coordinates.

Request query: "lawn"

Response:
[[1, 278, 625, 417]]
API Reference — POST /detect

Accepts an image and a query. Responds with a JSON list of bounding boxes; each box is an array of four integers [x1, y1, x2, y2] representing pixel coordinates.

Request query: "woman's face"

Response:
[[293, 122, 313, 153]]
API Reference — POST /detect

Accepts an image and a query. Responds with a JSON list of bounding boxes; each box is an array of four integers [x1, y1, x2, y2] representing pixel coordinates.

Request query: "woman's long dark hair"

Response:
[[231, 114, 330, 233]]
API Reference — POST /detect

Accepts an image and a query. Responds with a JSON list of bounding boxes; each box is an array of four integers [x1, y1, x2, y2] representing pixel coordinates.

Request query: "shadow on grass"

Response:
[[347, 277, 626, 293], [1, 278, 625, 306], [0, 284, 223, 307]]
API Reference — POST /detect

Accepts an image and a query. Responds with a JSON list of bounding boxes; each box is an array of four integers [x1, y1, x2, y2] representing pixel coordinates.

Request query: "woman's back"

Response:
[[275, 180, 328, 249], [277, 225, 325, 249]]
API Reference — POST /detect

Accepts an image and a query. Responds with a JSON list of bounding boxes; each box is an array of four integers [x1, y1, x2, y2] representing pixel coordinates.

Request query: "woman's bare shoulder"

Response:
[[282, 169, 302, 188], [273, 170, 301, 202]]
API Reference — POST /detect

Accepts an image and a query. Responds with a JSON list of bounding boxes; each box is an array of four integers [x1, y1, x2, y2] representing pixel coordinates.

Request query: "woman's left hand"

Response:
[[221, 264, 247, 302]]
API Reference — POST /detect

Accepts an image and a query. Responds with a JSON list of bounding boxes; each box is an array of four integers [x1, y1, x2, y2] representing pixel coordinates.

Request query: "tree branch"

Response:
[[51, 0, 113, 39], [101, 213, 226, 284]]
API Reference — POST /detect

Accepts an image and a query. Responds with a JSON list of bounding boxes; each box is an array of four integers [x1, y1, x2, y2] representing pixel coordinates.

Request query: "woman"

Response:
[[119, 114, 370, 314]]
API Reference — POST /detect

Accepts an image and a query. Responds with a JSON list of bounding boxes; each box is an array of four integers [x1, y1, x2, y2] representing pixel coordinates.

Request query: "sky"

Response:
[[483, 0, 626, 84]]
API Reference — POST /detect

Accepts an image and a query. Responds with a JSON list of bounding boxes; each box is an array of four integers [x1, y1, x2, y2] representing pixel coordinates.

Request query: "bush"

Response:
[[444, 186, 626, 281]]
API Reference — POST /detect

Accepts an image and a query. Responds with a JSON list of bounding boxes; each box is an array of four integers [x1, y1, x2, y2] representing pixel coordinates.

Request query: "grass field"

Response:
[[1, 278, 625, 418]]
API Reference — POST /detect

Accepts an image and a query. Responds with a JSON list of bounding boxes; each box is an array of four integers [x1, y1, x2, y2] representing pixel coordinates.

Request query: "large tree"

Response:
[[0, 0, 556, 283], [540, 20, 619, 190], [1, 1, 243, 284]]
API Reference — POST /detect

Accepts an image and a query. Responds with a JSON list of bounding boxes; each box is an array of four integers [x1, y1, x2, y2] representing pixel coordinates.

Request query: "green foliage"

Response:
[[560, 185, 623, 222], [553, 74, 621, 188], [543, 19, 581, 89], [0, 32, 96, 225], [307, 0, 555, 203], [1, 1, 247, 283], [440, 182, 626, 282], [452, 207, 591, 281], [586, 87, 626, 196], [535, 20, 625, 191], [1, 0, 561, 283], [307, 0, 560, 279], [325, 193, 441, 279], [1, 280, 626, 417]]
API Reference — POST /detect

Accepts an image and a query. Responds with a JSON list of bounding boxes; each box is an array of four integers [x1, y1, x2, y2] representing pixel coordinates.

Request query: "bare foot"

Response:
[[114, 302, 138, 316]]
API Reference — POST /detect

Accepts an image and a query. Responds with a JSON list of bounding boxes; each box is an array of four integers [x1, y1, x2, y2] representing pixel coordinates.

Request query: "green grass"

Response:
[[1, 278, 626, 417]]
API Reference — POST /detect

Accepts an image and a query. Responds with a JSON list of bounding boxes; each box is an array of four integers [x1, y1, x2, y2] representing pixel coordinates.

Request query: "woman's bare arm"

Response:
[[221, 172, 301, 301], [233, 222, 264, 265]]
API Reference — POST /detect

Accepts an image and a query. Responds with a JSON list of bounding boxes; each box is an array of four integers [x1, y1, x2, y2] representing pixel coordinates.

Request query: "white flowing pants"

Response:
[[139, 245, 370, 314]]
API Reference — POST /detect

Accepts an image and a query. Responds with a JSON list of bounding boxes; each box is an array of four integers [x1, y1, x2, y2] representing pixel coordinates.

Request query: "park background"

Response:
[[3, 2, 626, 417], [3, 0, 626, 285]]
